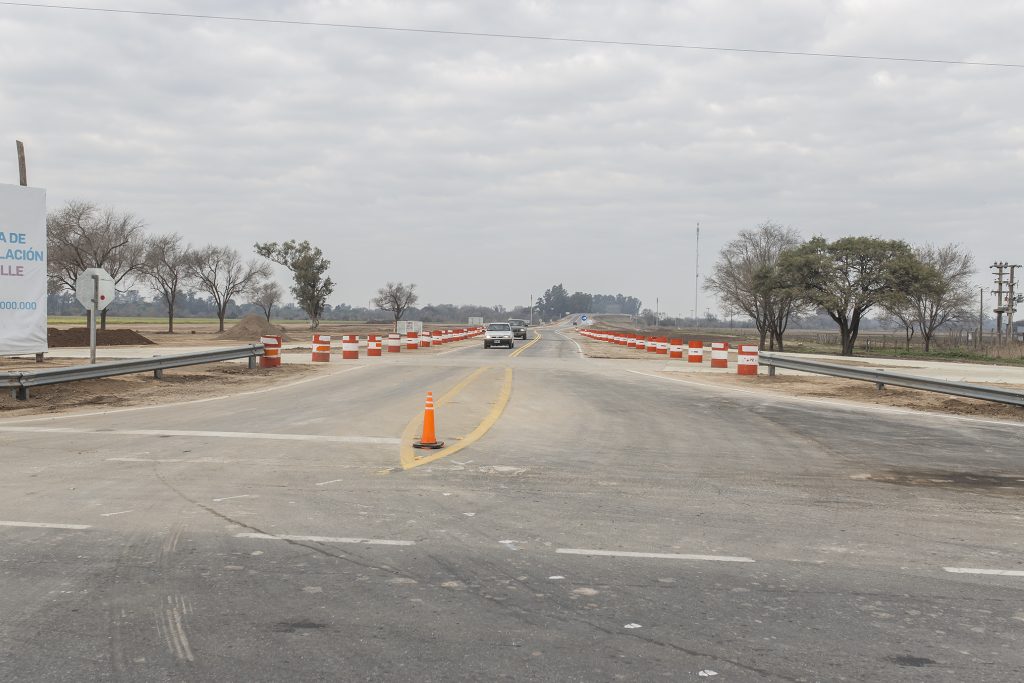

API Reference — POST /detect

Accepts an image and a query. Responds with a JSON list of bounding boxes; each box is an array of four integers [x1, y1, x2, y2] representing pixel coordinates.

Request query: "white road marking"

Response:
[[100, 509, 134, 517], [315, 479, 344, 486], [235, 532, 414, 546], [557, 548, 755, 563], [555, 330, 584, 354], [944, 567, 1024, 577], [0, 520, 92, 530], [0, 426, 400, 444], [213, 494, 256, 502], [107, 457, 234, 463]]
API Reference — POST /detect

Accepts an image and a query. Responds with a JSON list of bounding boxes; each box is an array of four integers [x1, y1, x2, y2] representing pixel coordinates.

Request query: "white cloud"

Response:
[[1, 0, 1022, 315]]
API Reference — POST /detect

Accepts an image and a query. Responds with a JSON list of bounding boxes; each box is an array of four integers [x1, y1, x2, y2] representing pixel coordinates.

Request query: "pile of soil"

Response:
[[218, 313, 288, 341], [48, 327, 155, 347]]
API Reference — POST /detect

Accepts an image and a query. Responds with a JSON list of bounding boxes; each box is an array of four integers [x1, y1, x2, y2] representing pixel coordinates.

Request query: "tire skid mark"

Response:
[[157, 594, 195, 662]]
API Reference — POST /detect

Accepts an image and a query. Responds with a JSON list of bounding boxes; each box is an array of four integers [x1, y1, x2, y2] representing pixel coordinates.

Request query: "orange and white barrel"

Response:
[[688, 340, 704, 363], [711, 342, 729, 368], [737, 345, 759, 375], [406, 331, 419, 350], [420, 331, 431, 348], [668, 339, 684, 359], [616, 333, 627, 346], [626, 334, 636, 349], [367, 335, 382, 357], [656, 337, 668, 354], [646, 336, 657, 353], [340, 334, 359, 360], [259, 335, 282, 368], [387, 333, 401, 353], [432, 330, 443, 345], [311, 333, 332, 362]]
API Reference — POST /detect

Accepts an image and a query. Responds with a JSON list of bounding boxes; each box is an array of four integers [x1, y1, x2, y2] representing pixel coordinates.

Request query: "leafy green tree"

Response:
[[254, 240, 334, 329], [780, 236, 916, 356]]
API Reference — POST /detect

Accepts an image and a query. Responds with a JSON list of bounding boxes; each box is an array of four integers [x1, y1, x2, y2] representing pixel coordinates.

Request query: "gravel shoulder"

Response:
[[571, 333, 1024, 422]]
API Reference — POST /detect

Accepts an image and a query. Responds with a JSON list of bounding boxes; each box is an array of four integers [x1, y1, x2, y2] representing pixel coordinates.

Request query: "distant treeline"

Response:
[[47, 290, 531, 324]]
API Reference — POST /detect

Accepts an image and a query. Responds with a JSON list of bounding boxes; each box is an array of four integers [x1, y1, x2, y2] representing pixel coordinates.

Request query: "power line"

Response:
[[2, 1, 1023, 69]]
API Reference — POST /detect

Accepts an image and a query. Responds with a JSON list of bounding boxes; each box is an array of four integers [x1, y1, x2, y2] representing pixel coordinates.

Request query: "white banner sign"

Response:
[[0, 184, 47, 355]]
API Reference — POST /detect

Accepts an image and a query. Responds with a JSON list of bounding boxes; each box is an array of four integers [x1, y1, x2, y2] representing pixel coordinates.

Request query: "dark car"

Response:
[[507, 319, 528, 339]]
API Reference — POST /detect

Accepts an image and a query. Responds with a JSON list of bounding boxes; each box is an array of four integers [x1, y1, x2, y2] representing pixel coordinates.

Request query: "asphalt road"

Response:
[[1, 325, 1022, 681]]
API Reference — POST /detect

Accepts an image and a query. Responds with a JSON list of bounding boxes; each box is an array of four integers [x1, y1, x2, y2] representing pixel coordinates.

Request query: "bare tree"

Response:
[[909, 244, 976, 352], [249, 281, 283, 322], [878, 305, 916, 351], [187, 245, 272, 332], [373, 282, 419, 330], [704, 222, 804, 350], [46, 200, 147, 329], [142, 233, 191, 333]]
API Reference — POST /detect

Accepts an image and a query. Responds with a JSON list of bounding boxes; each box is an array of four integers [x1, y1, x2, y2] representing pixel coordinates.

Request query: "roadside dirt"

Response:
[[48, 327, 155, 347], [0, 362, 315, 418]]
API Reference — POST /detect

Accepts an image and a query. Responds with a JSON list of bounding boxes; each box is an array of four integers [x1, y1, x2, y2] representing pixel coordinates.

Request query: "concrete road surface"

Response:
[[1, 325, 1022, 681]]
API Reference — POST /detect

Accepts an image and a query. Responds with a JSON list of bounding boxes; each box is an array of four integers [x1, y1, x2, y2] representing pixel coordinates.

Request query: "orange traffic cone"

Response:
[[413, 391, 445, 449]]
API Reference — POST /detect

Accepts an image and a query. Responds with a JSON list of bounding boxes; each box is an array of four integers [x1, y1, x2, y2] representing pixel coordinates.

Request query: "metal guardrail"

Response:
[[758, 352, 1024, 408], [3, 345, 265, 401]]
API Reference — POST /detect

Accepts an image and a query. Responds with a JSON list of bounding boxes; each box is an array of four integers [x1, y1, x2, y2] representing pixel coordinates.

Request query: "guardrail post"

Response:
[[153, 368, 163, 379], [248, 355, 257, 369], [16, 386, 28, 401]]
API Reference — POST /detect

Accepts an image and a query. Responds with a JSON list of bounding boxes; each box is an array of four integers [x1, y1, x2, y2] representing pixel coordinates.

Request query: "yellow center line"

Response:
[[399, 367, 514, 470], [509, 331, 543, 358]]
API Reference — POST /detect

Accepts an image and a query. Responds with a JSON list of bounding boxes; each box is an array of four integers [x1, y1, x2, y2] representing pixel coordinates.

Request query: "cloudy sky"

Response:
[[2, 1, 1022, 316]]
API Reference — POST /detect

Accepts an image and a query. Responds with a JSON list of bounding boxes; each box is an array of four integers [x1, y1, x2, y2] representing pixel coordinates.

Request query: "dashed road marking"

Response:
[[236, 532, 414, 546], [0, 520, 92, 530], [0, 426, 400, 444], [944, 567, 1024, 577], [557, 548, 755, 563]]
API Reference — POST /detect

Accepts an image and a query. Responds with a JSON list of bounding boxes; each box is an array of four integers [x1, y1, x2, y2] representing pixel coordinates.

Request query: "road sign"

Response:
[[580, 315, 588, 322], [75, 268, 115, 311]]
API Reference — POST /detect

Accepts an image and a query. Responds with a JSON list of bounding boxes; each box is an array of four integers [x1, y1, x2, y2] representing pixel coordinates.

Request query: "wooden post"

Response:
[[16, 140, 27, 186], [17, 140, 45, 364]]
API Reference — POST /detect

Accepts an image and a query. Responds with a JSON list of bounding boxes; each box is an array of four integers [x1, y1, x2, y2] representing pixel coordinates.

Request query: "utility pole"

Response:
[[978, 287, 984, 349], [992, 262, 1008, 344], [1008, 265, 1020, 342], [694, 222, 700, 329], [529, 294, 533, 326]]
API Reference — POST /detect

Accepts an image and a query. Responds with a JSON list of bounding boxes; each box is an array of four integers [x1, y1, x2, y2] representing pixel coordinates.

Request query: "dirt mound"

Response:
[[48, 327, 155, 347], [218, 314, 288, 341]]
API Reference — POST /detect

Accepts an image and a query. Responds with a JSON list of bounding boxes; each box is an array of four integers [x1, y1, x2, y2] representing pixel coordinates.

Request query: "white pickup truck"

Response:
[[483, 322, 514, 349]]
